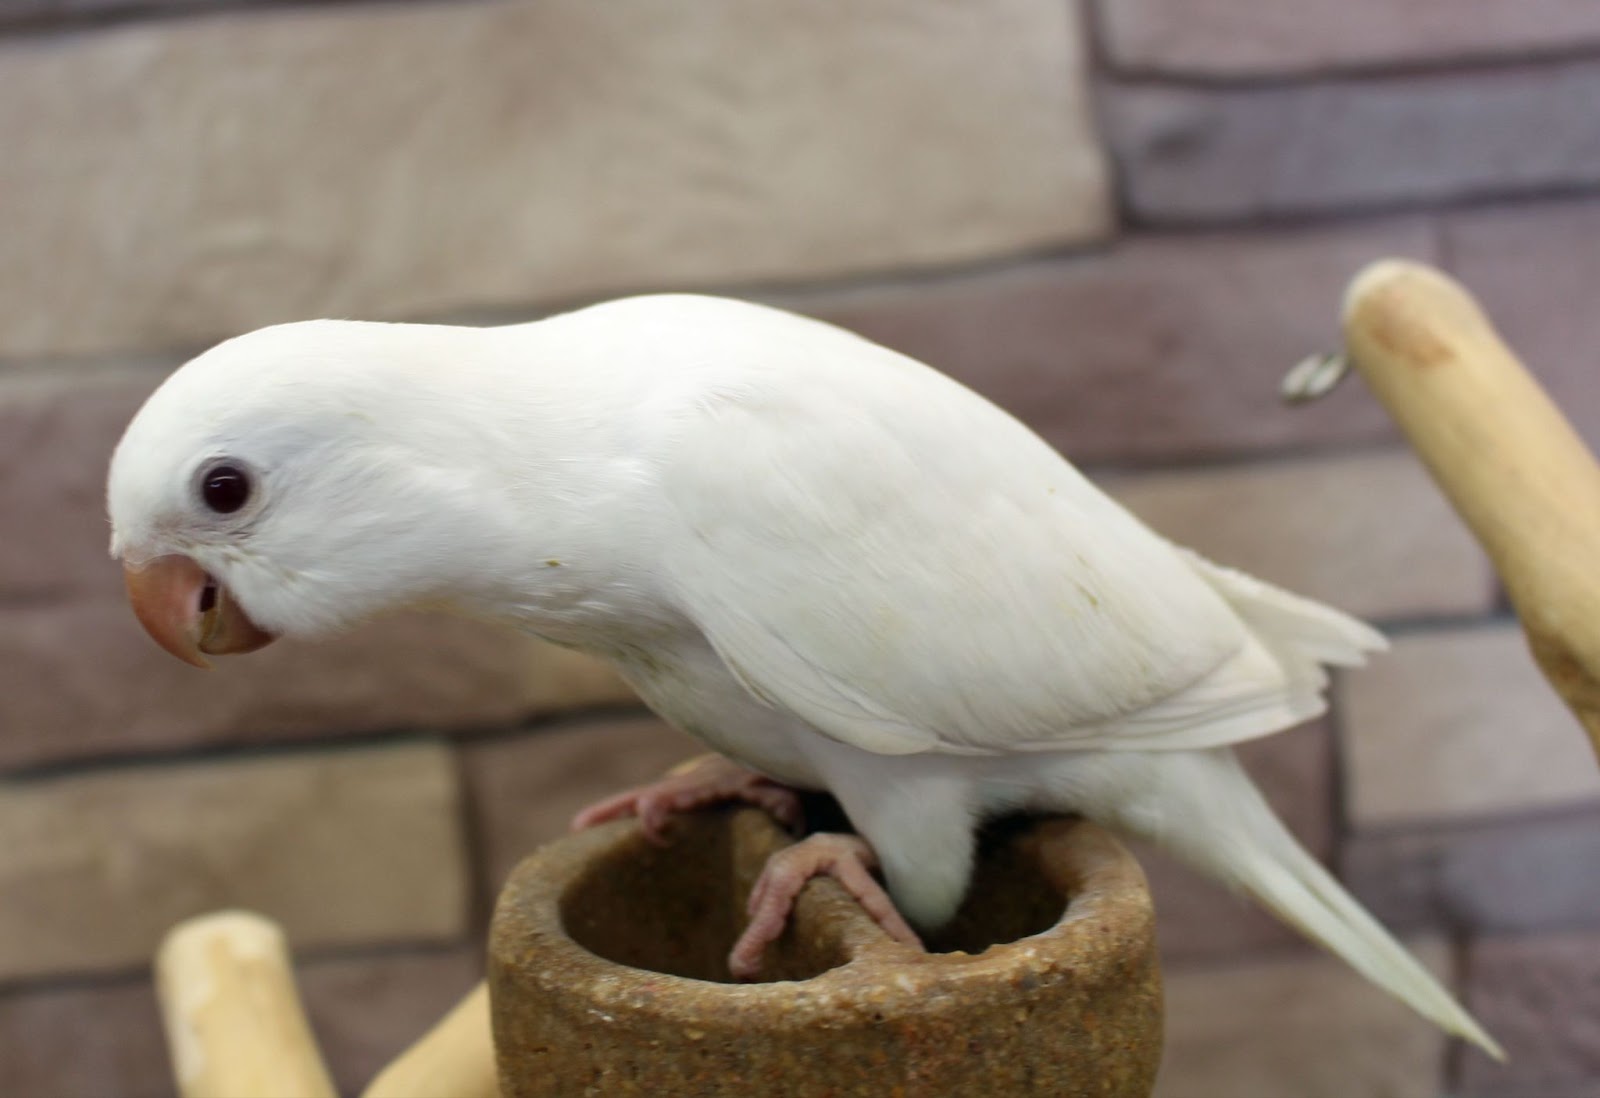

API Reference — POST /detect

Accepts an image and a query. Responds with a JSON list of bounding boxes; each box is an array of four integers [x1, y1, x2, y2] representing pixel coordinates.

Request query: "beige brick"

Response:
[[0, 742, 468, 980], [1106, 61, 1600, 222], [0, 598, 634, 773], [1156, 939, 1452, 1098], [1, 0, 1108, 358], [1097, 0, 1600, 77], [1341, 626, 1600, 827], [1103, 451, 1493, 622], [464, 714, 704, 902], [801, 220, 1424, 463], [1460, 931, 1600, 1096], [1445, 199, 1600, 452], [1132, 720, 1333, 963]]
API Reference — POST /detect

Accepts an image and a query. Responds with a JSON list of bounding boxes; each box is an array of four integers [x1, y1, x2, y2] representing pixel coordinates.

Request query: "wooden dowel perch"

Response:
[[1336, 259, 1600, 764], [155, 910, 337, 1098]]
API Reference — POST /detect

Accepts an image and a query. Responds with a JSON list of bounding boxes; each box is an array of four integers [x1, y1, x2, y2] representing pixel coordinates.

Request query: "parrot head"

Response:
[[107, 319, 518, 668]]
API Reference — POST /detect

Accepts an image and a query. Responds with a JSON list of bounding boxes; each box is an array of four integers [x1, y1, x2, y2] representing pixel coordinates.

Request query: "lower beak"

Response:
[[122, 554, 277, 669]]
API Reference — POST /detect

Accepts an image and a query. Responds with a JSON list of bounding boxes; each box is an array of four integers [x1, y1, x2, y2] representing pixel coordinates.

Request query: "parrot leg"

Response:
[[569, 753, 804, 845], [728, 832, 923, 980]]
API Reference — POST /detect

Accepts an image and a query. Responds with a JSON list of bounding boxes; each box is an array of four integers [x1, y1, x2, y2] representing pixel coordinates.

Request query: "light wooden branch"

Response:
[[155, 910, 337, 1098], [1338, 259, 1600, 764]]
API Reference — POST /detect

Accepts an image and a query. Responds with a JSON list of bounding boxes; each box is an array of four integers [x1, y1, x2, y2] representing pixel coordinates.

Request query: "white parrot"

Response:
[[106, 294, 1499, 1057]]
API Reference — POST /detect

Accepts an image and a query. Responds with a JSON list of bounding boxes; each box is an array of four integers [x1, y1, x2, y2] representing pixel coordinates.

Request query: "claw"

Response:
[[729, 832, 923, 981], [569, 755, 805, 845]]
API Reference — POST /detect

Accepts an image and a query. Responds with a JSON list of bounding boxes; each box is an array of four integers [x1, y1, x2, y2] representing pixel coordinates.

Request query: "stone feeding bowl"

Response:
[[489, 805, 1163, 1097]]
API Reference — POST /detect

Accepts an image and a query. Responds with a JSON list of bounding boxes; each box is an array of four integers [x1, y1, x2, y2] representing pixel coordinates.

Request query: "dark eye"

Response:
[[201, 464, 252, 514]]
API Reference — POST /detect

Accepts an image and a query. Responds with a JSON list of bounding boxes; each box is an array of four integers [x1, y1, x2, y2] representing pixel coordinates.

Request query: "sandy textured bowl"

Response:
[[490, 807, 1162, 1097]]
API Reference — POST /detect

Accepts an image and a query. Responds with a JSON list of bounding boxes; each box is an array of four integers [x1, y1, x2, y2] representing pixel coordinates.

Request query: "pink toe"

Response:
[[727, 940, 764, 981], [570, 798, 627, 832], [728, 910, 785, 980], [753, 788, 802, 828], [637, 800, 674, 845]]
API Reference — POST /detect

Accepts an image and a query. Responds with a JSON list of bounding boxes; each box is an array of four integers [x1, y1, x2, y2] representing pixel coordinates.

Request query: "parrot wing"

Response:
[[661, 379, 1381, 758]]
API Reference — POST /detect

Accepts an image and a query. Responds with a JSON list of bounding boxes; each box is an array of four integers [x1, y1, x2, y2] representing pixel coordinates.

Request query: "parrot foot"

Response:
[[728, 832, 923, 981], [569, 753, 803, 845]]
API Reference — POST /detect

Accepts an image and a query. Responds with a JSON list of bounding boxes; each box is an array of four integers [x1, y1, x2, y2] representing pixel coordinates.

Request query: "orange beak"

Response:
[[122, 554, 277, 669]]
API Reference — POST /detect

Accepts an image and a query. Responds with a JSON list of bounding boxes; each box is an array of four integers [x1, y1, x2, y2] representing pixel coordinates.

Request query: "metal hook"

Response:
[[1280, 352, 1351, 404]]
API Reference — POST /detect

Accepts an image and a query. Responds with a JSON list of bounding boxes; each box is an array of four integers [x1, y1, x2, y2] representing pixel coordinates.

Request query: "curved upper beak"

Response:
[[122, 554, 277, 669]]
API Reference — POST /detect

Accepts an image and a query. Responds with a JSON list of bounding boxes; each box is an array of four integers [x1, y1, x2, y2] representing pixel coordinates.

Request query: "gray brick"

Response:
[[464, 714, 704, 906], [1106, 61, 1600, 222], [1459, 931, 1600, 1096], [0, 597, 635, 773], [800, 220, 1429, 463], [0, 977, 169, 1098], [1097, 0, 1600, 77], [300, 947, 484, 1098], [0, 368, 168, 604], [0, 946, 484, 1098], [1344, 805, 1600, 935]]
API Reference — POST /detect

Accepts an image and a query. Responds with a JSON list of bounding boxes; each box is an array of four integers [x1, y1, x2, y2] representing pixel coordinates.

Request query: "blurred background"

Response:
[[4, 1, 1599, 1095]]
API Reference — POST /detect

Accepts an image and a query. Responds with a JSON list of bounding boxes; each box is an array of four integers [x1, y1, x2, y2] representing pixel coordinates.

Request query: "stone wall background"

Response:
[[4, 1, 1599, 1095]]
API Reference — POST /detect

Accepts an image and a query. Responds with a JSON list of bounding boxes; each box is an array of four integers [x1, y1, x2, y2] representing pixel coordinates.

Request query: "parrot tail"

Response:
[[1076, 747, 1505, 1060]]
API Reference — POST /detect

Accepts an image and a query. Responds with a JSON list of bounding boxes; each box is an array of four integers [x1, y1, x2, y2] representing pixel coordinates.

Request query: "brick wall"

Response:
[[4, 2, 1599, 1095]]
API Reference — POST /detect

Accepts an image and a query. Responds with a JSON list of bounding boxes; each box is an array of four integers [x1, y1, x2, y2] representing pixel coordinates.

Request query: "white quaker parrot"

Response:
[[107, 294, 1499, 1057]]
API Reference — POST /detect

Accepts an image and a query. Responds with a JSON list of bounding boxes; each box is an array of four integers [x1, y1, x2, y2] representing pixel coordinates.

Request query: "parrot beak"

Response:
[[122, 554, 277, 669]]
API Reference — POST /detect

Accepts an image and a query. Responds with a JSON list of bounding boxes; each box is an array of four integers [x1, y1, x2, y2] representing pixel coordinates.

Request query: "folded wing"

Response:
[[662, 379, 1382, 759]]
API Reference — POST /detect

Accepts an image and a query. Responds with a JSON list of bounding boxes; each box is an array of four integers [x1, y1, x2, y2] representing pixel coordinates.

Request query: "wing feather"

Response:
[[660, 353, 1348, 758]]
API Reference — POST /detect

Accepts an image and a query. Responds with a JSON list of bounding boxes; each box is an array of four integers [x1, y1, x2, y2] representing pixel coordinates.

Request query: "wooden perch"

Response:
[[362, 981, 499, 1098], [155, 910, 337, 1098], [1338, 259, 1600, 764]]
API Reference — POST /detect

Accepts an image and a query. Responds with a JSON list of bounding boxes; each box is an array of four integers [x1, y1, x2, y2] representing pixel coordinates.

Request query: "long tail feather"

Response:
[[1232, 812, 1503, 1058], [1082, 748, 1504, 1060]]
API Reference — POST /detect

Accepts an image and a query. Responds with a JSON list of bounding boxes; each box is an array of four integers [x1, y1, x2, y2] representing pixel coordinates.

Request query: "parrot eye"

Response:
[[199, 463, 252, 514]]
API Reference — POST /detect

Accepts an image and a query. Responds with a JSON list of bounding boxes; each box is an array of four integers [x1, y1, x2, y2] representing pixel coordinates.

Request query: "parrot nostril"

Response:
[[198, 583, 217, 614]]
